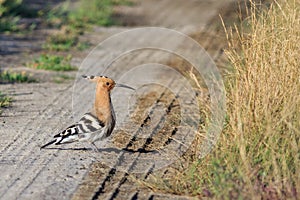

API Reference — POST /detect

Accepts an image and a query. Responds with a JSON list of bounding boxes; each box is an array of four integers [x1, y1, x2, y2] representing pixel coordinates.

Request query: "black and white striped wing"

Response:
[[56, 113, 104, 143], [41, 113, 104, 148], [75, 113, 105, 134]]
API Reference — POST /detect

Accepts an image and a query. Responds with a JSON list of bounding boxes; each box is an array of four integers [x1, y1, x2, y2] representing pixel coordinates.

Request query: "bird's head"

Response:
[[82, 75, 135, 92]]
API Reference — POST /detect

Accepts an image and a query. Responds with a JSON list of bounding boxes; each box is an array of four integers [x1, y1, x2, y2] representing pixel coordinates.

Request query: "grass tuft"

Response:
[[0, 70, 36, 83], [0, 91, 12, 114], [68, 0, 116, 27], [44, 0, 128, 51], [42, 27, 91, 51], [0, 0, 40, 33], [43, 32, 78, 51], [27, 54, 77, 71], [0, 0, 21, 32]]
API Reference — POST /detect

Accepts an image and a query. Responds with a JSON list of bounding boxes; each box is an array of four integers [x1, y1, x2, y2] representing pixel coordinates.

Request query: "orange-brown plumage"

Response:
[[93, 77, 115, 124]]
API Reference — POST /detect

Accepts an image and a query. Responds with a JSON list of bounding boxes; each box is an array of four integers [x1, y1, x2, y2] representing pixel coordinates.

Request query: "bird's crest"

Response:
[[82, 75, 116, 91], [82, 75, 135, 90]]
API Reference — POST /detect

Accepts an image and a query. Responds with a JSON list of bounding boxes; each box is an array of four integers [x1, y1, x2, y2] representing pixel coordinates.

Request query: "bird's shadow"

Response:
[[42, 146, 158, 154]]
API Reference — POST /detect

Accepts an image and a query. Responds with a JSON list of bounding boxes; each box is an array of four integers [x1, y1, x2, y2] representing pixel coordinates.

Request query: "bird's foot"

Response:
[[90, 142, 99, 152]]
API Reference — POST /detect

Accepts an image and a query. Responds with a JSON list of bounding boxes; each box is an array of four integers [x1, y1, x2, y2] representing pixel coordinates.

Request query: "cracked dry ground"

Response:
[[0, 0, 236, 199]]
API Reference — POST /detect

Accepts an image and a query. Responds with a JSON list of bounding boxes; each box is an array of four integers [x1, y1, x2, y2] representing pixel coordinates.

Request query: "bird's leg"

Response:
[[90, 142, 99, 152]]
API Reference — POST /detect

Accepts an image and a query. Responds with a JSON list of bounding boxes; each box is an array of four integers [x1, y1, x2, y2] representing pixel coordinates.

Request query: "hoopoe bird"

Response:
[[40, 75, 134, 151]]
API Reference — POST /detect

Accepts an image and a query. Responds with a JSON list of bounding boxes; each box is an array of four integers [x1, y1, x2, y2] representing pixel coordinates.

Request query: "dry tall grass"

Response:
[[146, 0, 300, 198], [223, 0, 300, 198]]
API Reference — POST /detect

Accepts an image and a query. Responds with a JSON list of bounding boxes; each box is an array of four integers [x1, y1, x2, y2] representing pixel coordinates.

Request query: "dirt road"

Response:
[[0, 0, 235, 199]]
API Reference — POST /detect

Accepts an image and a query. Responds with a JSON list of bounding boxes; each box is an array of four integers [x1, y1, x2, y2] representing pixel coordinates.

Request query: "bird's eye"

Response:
[[106, 82, 110, 86]]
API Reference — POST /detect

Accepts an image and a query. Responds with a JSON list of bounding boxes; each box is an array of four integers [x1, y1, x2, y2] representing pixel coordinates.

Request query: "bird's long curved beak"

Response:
[[116, 83, 135, 90]]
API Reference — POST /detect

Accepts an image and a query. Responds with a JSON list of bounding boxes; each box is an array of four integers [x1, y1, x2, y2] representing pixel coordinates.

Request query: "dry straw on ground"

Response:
[[144, 0, 300, 198]]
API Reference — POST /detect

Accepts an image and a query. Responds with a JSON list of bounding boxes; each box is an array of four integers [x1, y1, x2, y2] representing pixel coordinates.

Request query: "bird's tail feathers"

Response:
[[40, 139, 57, 149], [40, 135, 79, 149]]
